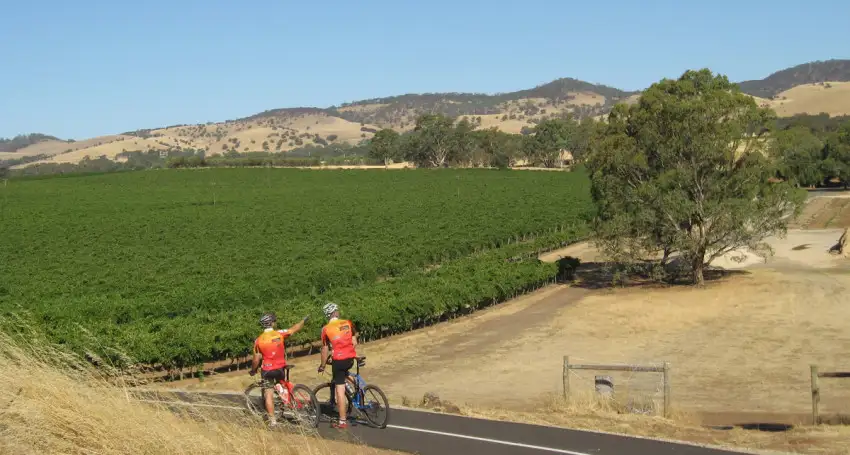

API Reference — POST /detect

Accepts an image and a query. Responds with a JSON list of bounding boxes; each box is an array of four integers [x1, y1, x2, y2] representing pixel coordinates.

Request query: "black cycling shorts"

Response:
[[331, 358, 354, 385], [261, 368, 286, 389]]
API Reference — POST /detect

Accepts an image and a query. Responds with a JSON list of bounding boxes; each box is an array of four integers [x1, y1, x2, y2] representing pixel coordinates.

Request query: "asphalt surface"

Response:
[[133, 389, 750, 455]]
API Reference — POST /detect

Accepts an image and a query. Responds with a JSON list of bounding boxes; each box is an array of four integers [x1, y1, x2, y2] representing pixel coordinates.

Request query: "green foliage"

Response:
[[556, 256, 581, 282], [0, 169, 594, 368], [770, 126, 826, 186], [523, 118, 574, 167], [771, 116, 850, 187], [475, 128, 523, 168], [369, 129, 401, 165], [776, 113, 850, 132], [405, 114, 457, 167], [587, 69, 805, 285], [822, 123, 850, 187]]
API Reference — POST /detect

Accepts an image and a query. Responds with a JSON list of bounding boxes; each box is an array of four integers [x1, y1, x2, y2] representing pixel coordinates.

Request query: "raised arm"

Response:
[[286, 315, 309, 335]]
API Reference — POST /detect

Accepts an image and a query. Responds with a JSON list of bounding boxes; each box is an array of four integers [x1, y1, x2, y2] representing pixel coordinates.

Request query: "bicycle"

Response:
[[244, 365, 320, 429], [312, 355, 390, 429]]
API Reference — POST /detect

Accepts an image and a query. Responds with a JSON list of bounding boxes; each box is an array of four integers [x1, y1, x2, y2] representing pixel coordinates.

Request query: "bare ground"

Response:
[[165, 196, 850, 453]]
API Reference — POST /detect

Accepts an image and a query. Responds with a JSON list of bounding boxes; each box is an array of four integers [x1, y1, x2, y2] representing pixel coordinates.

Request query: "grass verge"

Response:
[[0, 319, 395, 455]]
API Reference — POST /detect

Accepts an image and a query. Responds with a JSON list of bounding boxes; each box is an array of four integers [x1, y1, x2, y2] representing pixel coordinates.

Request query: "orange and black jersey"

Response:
[[321, 318, 357, 360], [253, 328, 291, 371]]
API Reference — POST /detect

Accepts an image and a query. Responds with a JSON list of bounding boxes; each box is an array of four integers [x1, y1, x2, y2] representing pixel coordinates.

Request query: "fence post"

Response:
[[563, 356, 571, 404], [811, 365, 820, 425], [663, 362, 671, 418]]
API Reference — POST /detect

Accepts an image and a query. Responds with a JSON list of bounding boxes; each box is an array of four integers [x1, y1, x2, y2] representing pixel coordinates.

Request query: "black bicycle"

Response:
[[312, 355, 390, 429], [244, 365, 320, 429]]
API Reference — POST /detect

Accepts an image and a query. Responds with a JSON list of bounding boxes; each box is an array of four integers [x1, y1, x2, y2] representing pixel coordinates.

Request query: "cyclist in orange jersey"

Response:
[[317, 302, 357, 430], [250, 311, 308, 427]]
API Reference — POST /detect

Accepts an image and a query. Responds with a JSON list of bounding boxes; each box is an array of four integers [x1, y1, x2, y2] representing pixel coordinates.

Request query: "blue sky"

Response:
[[1, 0, 848, 139]]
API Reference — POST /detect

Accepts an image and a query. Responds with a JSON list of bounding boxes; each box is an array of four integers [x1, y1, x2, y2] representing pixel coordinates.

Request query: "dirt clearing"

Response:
[[791, 193, 850, 229], [173, 264, 850, 415], [166, 199, 850, 453]]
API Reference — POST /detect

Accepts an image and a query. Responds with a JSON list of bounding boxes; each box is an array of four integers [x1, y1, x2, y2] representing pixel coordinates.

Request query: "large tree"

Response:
[[477, 128, 522, 168], [822, 122, 850, 188], [770, 125, 825, 187], [407, 114, 456, 167], [369, 128, 401, 166], [587, 69, 804, 286], [524, 118, 575, 167]]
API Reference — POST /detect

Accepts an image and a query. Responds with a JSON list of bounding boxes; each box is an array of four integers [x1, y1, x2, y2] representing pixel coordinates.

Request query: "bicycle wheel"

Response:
[[286, 384, 320, 428], [359, 384, 390, 429], [312, 382, 352, 423], [243, 383, 265, 416]]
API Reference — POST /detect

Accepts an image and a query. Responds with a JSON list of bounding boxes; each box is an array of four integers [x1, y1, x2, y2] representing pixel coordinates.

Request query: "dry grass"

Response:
[[0, 322, 396, 455], [792, 197, 850, 229], [770, 82, 850, 117], [172, 263, 850, 415], [16, 79, 850, 168]]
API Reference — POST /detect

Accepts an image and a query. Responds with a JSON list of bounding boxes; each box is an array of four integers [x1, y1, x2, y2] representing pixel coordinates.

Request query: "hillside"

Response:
[[325, 78, 635, 129], [737, 59, 850, 98], [7, 59, 850, 168]]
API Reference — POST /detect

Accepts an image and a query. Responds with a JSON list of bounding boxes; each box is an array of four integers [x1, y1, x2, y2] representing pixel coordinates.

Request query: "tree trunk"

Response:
[[692, 256, 705, 287]]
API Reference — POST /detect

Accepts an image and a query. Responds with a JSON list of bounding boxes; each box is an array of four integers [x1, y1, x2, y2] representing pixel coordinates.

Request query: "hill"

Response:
[[8, 59, 850, 168], [737, 59, 850, 98], [326, 78, 635, 129]]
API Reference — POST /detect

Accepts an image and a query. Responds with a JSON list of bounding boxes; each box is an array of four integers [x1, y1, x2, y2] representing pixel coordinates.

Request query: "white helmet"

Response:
[[322, 302, 339, 318], [259, 312, 276, 328]]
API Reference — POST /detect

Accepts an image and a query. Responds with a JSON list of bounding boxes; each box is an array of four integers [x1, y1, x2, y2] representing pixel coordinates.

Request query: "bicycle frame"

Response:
[[272, 367, 295, 404], [262, 366, 306, 410], [324, 356, 369, 410]]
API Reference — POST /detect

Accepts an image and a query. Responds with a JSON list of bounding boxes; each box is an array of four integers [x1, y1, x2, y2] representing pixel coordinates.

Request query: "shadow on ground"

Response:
[[568, 261, 750, 290]]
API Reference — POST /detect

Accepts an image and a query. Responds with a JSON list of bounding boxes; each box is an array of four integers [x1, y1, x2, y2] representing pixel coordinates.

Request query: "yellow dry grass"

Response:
[[475, 114, 534, 133], [282, 115, 377, 143], [611, 82, 850, 118], [6, 135, 130, 160], [183, 263, 850, 416], [20, 78, 850, 169], [336, 103, 390, 114], [0, 323, 396, 455], [769, 82, 850, 117]]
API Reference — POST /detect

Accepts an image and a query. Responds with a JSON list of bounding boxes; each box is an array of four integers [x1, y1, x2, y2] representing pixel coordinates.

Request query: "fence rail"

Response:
[[810, 364, 850, 424], [563, 356, 671, 418]]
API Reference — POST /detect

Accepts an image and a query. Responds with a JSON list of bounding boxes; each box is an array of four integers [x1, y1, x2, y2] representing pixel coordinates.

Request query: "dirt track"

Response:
[[171, 195, 850, 423]]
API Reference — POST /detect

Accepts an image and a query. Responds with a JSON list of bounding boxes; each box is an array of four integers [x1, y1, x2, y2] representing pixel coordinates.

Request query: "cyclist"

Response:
[[317, 302, 358, 430], [249, 312, 308, 427]]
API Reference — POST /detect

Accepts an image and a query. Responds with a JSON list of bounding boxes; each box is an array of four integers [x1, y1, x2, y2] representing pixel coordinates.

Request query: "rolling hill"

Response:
[[4, 59, 850, 168]]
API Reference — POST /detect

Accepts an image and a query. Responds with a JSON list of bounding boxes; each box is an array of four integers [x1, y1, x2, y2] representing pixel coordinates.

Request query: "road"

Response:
[[133, 389, 750, 455]]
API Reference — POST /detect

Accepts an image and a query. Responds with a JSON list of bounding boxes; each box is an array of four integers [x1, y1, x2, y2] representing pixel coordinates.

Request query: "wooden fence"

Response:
[[563, 356, 671, 418], [810, 364, 850, 424]]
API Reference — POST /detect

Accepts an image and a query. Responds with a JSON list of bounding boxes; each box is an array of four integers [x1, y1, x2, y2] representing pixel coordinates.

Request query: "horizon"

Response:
[[2, 0, 849, 139]]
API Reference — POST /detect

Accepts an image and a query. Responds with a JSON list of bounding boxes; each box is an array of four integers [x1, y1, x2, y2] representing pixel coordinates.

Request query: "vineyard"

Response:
[[0, 168, 593, 374]]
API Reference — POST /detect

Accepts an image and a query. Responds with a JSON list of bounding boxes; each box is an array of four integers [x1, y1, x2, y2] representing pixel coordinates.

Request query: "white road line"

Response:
[[386, 424, 592, 455], [141, 399, 591, 454]]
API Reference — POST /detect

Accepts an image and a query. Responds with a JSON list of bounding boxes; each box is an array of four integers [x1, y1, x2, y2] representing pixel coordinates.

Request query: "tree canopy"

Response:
[[587, 69, 805, 285], [771, 117, 850, 188]]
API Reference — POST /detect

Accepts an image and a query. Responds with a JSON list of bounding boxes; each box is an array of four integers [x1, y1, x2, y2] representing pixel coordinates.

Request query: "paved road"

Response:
[[134, 389, 749, 455]]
